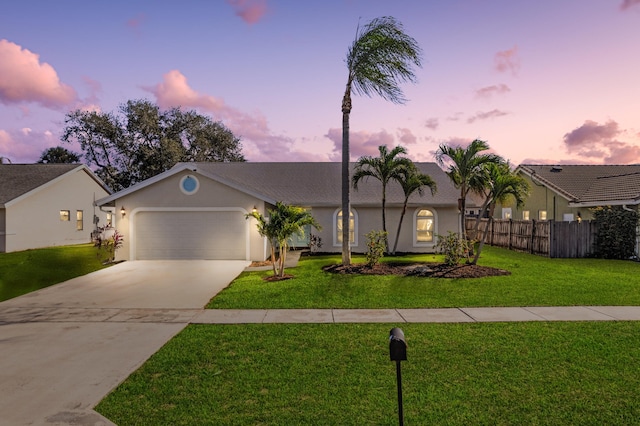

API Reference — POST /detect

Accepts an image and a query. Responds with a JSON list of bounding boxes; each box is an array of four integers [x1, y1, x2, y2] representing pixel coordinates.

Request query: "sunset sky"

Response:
[[1, 0, 639, 166]]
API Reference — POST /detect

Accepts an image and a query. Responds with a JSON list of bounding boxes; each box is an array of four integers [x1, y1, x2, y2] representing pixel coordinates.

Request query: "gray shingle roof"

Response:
[[0, 164, 83, 205], [518, 164, 640, 204], [192, 162, 460, 207]]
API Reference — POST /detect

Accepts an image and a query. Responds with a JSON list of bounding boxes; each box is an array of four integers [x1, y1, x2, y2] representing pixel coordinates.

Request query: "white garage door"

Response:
[[134, 210, 247, 260]]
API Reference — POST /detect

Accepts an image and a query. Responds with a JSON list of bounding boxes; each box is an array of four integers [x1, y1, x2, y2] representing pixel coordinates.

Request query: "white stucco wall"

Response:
[[3, 169, 110, 253], [308, 204, 460, 254], [112, 170, 266, 261]]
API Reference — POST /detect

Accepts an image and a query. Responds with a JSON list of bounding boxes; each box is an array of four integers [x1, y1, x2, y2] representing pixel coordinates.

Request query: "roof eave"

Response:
[[569, 199, 640, 208]]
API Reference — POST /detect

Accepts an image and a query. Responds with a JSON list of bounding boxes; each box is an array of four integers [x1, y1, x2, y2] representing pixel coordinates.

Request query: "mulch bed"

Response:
[[323, 262, 511, 278]]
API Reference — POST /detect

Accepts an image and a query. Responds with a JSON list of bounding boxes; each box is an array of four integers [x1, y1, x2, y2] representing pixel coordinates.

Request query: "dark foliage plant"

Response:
[[592, 206, 638, 260]]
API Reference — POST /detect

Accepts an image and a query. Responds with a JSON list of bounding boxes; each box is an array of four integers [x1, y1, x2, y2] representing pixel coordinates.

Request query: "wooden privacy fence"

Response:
[[465, 218, 597, 258]]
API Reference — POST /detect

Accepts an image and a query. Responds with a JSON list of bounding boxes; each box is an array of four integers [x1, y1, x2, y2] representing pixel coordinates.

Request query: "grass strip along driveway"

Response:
[[0, 243, 107, 302], [97, 247, 640, 425]]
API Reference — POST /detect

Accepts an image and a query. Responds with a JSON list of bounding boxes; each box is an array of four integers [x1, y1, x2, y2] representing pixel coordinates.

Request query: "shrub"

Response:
[[592, 206, 638, 259], [95, 226, 124, 264], [365, 230, 387, 267], [309, 233, 323, 253], [436, 231, 473, 266]]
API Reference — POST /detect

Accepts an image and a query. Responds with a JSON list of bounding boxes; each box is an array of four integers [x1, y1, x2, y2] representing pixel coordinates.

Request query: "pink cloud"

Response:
[[145, 70, 303, 161], [226, 0, 268, 24], [467, 109, 509, 123], [563, 120, 620, 147], [424, 117, 439, 130], [126, 13, 146, 36], [0, 39, 77, 109], [620, 0, 640, 10], [562, 120, 640, 164], [325, 128, 396, 161], [0, 128, 60, 163], [397, 128, 417, 145], [494, 46, 520, 76], [475, 84, 511, 99]]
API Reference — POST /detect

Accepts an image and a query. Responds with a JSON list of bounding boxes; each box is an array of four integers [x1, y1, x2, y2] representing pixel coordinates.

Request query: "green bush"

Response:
[[364, 230, 387, 267], [436, 231, 473, 266], [592, 206, 638, 260]]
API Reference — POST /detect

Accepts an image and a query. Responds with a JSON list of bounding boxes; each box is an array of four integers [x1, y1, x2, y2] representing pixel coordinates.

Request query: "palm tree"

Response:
[[471, 162, 529, 264], [435, 139, 501, 240], [392, 164, 437, 254], [341, 16, 422, 265], [352, 145, 412, 252], [246, 202, 320, 278]]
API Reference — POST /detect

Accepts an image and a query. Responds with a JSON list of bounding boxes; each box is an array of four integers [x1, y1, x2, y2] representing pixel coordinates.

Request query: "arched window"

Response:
[[414, 208, 435, 245], [334, 208, 357, 246]]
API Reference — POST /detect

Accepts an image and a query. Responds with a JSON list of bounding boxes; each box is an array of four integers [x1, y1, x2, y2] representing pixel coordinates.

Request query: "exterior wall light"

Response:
[[120, 206, 126, 218]]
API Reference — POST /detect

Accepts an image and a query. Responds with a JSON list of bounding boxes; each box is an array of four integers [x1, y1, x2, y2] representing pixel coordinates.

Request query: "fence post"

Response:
[[530, 219, 536, 254], [508, 219, 513, 250]]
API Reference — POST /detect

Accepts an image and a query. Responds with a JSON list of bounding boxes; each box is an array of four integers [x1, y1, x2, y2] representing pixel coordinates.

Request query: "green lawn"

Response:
[[208, 246, 640, 309], [97, 322, 640, 425], [97, 248, 640, 424], [0, 243, 108, 302]]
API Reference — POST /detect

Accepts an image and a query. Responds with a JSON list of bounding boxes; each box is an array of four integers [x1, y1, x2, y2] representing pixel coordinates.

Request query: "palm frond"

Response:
[[346, 16, 423, 104]]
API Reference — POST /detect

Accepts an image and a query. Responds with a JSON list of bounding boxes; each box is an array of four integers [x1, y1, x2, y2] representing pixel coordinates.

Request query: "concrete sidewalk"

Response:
[[192, 306, 640, 324], [4, 305, 640, 325]]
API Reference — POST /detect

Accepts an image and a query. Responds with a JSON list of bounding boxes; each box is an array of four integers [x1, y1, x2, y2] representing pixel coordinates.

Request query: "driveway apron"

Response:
[[0, 260, 249, 426]]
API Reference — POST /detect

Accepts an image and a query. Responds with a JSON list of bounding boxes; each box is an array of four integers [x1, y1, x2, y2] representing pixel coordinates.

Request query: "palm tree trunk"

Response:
[[341, 89, 352, 265], [270, 240, 277, 276], [459, 196, 467, 239], [471, 203, 495, 264], [381, 187, 389, 253], [278, 243, 286, 277], [392, 199, 409, 254]]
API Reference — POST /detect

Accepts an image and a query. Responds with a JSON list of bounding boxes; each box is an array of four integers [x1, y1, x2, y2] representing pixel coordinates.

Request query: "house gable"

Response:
[[1, 165, 111, 252]]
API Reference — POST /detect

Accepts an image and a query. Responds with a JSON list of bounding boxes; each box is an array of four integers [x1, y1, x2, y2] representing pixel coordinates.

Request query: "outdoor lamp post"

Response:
[[389, 327, 407, 426]]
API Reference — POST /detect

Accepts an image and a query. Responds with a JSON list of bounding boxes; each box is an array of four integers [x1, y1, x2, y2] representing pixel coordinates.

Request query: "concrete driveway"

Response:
[[0, 260, 249, 426]]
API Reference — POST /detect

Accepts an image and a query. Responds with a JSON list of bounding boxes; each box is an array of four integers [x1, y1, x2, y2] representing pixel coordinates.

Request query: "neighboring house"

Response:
[[497, 164, 640, 222], [0, 164, 112, 253], [96, 162, 463, 261]]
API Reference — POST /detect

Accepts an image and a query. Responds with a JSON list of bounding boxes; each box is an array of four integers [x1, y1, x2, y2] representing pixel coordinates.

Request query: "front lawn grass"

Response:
[[96, 322, 640, 425], [208, 246, 640, 309], [0, 243, 107, 302]]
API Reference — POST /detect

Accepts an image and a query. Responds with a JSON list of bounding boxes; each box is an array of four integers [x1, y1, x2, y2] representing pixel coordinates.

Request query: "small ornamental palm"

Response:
[[435, 139, 501, 241], [353, 145, 412, 252], [340, 16, 422, 265], [246, 202, 320, 278], [392, 165, 437, 254]]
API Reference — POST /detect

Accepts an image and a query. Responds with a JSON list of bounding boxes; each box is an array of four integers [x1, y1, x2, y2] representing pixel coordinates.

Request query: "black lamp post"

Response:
[[389, 327, 407, 426]]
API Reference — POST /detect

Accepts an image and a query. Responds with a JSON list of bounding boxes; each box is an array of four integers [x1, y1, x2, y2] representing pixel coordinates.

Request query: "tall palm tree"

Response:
[[392, 164, 437, 254], [435, 139, 501, 240], [341, 16, 422, 265], [471, 162, 529, 264], [352, 145, 412, 252]]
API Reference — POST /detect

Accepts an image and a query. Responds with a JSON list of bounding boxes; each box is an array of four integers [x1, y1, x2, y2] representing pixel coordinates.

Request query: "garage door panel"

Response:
[[135, 211, 246, 260]]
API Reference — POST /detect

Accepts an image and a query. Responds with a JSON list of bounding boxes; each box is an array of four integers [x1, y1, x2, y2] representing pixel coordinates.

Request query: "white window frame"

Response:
[[413, 207, 438, 247], [333, 208, 358, 247], [60, 210, 70, 221], [522, 210, 530, 220], [539, 210, 547, 221], [76, 210, 83, 231]]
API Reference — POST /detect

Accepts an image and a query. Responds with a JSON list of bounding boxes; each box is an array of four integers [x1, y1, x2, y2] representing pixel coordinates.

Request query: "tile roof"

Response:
[[99, 162, 463, 207], [192, 162, 461, 207], [0, 164, 83, 205], [518, 164, 640, 205]]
